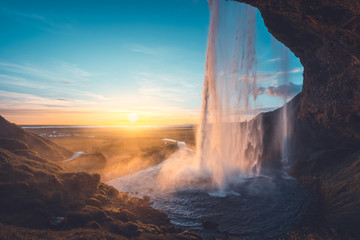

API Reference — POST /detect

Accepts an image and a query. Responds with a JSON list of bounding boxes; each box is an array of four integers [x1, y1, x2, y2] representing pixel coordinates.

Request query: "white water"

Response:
[[191, 0, 270, 191], [64, 151, 86, 162], [273, 41, 292, 166]]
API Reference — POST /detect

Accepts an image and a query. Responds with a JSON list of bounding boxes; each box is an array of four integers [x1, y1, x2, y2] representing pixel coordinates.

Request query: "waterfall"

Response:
[[109, 0, 297, 194], [272, 38, 292, 166], [196, 0, 262, 190]]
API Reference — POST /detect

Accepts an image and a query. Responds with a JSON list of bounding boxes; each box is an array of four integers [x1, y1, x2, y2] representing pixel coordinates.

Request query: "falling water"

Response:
[[196, 0, 262, 190], [272, 39, 292, 166]]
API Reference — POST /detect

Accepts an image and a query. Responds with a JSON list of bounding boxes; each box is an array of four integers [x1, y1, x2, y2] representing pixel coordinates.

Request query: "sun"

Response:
[[127, 112, 138, 124]]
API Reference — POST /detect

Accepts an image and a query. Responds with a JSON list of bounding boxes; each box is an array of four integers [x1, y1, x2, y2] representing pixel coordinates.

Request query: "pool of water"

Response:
[[108, 154, 309, 240]]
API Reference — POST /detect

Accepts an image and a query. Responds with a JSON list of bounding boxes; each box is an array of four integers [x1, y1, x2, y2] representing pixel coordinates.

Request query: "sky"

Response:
[[0, 0, 303, 125]]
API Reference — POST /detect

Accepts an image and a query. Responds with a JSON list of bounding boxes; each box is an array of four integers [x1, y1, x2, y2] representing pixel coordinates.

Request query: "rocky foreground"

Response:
[[0, 116, 203, 240]]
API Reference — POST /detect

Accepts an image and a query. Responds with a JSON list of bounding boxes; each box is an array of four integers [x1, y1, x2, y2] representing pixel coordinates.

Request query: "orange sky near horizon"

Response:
[[2, 110, 199, 126]]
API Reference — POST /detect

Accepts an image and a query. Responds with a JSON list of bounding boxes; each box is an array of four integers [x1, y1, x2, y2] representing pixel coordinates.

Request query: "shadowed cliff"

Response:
[[234, 0, 360, 238]]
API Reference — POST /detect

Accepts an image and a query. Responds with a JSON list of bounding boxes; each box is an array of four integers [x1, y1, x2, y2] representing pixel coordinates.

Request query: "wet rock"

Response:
[[49, 217, 66, 229], [86, 198, 102, 208], [202, 219, 219, 230], [176, 230, 204, 240], [87, 221, 101, 229]]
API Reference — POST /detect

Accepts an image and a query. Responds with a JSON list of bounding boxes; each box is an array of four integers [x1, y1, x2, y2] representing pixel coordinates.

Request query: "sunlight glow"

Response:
[[128, 112, 138, 124]]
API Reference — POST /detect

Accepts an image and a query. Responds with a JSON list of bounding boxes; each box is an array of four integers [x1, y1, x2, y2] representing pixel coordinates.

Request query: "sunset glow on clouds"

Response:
[[0, 0, 303, 125]]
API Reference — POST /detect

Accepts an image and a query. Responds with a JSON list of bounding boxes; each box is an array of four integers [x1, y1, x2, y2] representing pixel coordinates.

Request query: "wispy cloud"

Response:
[[234, 67, 304, 86], [77, 91, 109, 101], [0, 74, 48, 89], [0, 7, 72, 33], [60, 81, 72, 85], [133, 71, 200, 103], [0, 89, 97, 108], [0, 58, 110, 108], [266, 57, 281, 63], [139, 86, 187, 102], [134, 72, 199, 89], [126, 44, 172, 56], [288, 67, 304, 74], [0, 61, 93, 84], [265, 82, 302, 98]]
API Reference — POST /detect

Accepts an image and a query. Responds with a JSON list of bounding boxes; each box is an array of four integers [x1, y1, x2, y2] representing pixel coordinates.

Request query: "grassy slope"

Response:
[[0, 116, 72, 161]]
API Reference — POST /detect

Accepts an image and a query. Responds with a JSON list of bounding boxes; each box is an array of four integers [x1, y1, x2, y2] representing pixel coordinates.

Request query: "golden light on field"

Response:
[[127, 112, 138, 124]]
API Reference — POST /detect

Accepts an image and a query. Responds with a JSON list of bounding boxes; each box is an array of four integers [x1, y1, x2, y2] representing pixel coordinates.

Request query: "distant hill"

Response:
[[0, 116, 72, 161]]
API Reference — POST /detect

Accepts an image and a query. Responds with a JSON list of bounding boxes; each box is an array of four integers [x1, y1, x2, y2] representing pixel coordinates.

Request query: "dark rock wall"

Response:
[[235, 0, 360, 139], [232, 1, 360, 236]]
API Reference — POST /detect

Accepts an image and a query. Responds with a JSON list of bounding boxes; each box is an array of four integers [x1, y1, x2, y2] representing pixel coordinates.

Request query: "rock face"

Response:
[[236, 0, 360, 139], [233, 0, 360, 237]]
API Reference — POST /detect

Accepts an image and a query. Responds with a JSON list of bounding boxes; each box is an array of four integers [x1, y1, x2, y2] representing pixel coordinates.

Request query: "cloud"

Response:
[[0, 89, 101, 110], [265, 82, 302, 98], [254, 87, 265, 96], [0, 74, 48, 89], [126, 44, 171, 56], [132, 71, 200, 103], [138, 86, 187, 102], [79, 91, 109, 101], [0, 7, 72, 33], [266, 57, 281, 63], [286, 67, 304, 74], [234, 67, 303, 87], [0, 61, 93, 84], [60, 81, 72, 85]]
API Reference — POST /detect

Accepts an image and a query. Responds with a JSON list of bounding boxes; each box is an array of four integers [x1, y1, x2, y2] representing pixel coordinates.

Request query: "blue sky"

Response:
[[0, 0, 303, 125]]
